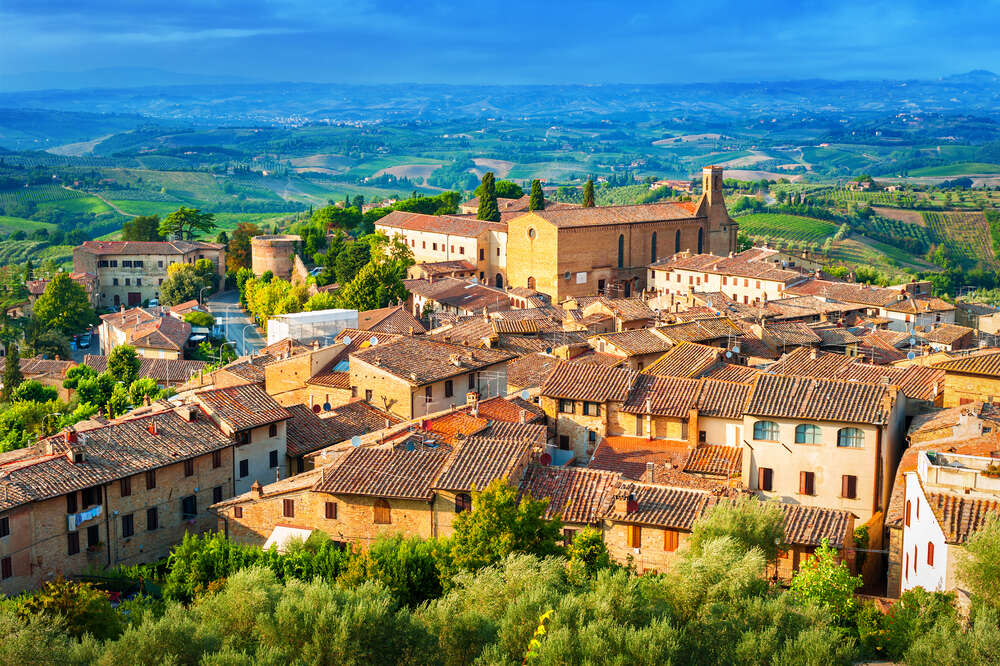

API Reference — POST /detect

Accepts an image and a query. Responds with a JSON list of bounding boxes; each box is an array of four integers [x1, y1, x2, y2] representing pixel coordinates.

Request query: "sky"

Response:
[[1, 0, 998, 88]]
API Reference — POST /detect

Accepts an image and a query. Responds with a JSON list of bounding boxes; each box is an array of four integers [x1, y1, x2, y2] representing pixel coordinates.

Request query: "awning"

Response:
[[262, 524, 314, 553]]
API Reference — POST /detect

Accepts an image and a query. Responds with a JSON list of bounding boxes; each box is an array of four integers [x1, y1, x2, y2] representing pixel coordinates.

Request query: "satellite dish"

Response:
[[351, 436, 362, 447], [705, 300, 713, 309], [909, 337, 916, 346], [312, 404, 321, 413], [733, 345, 741, 354], [322, 402, 332, 411], [369, 336, 379, 346], [520, 389, 530, 401], [342, 335, 352, 345], [540, 452, 553, 466], [725, 351, 732, 358], [907, 351, 916, 361]]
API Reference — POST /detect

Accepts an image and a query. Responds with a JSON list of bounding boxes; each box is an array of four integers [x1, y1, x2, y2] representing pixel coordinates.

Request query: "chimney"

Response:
[[63, 429, 77, 444], [177, 404, 197, 422], [614, 488, 638, 515], [645, 461, 655, 482], [519, 409, 526, 424], [251, 480, 263, 498], [450, 354, 462, 367], [148, 420, 158, 436], [66, 446, 84, 464]]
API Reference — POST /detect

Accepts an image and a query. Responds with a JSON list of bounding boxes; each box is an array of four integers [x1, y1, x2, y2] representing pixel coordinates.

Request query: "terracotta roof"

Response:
[[763, 321, 822, 347], [195, 383, 291, 431], [314, 441, 452, 501], [322, 400, 401, 442], [745, 374, 895, 425], [358, 305, 427, 335], [779, 503, 854, 547], [695, 378, 752, 419], [604, 481, 717, 529], [919, 324, 975, 345], [885, 296, 955, 315], [506, 353, 561, 389], [76, 240, 222, 256], [351, 337, 514, 385], [813, 326, 864, 346], [540, 362, 633, 403], [84, 355, 207, 384], [589, 436, 692, 480], [654, 250, 806, 283], [643, 342, 721, 378], [784, 278, 900, 307], [473, 396, 545, 423], [568, 350, 629, 368], [0, 408, 231, 512], [655, 318, 743, 344], [595, 329, 672, 357], [518, 464, 621, 524], [624, 375, 701, 417], [403, 277, 510, 313], [684, 445, 742, 477], [517, 202, 700, 228], [412, 260, 477, 277], [593, 298, 657, 322], [932, 350, 1000, 377], [433, 435, 531, 492], [219, 338, 312, 383], [927, 492, 1000, 544], [481, 421, 548, 444], [376, 210, 506, 236], [424, 411, 490, 444], [765, 296, 864, 320], [284, 404, 338, 458], [700, 363, 761, 383], [3, 355, 76, 379]]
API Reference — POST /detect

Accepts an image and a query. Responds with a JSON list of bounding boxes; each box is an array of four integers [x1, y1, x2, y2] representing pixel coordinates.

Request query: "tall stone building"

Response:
[[505, 166, 738, 302]]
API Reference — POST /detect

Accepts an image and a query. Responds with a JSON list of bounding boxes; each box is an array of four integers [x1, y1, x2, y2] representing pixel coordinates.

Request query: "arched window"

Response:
[[837, 427, 864, 448], [373, 498, 391, 524], [650, 232, 657, 262], [526, 276, 535, 289], [455, 493, 472, 513], [675, 229, 681, 253], [927, 541, 934, 566], [495, 273, 504, 289], [617, 235, 625, 268], [795, 424, 821, 444], [697, 227, 704, 254], [753, 420, 779, 440]]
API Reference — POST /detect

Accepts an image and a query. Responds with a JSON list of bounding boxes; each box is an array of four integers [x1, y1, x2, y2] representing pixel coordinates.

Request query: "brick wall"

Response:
[[942, 373, 1000, 407]]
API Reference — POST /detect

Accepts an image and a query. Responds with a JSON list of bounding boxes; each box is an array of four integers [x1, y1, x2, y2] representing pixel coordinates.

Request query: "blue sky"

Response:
[[1, 0, 998, 85]]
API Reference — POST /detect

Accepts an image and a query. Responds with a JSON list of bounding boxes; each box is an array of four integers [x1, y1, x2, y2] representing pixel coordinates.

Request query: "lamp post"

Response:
[[199, 286, 210, 305], [218, 340, 236, 364], [241, 324, 256, 356]]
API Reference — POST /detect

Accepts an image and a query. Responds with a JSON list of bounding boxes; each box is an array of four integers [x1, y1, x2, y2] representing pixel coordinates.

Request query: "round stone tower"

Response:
[[251, 235, 301, 279]]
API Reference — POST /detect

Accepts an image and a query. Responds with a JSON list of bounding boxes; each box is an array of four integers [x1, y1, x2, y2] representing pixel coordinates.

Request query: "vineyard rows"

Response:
[[734, 213, 838, 243], [862, 216, 934, 245], [0, 186, 86, 206], [922, 211, 1000, 269]]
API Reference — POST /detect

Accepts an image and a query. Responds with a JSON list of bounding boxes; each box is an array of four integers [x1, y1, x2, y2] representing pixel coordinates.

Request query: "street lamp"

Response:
[[241, 324, 256, 355], [218, 340, 236, 364], [199, 286, 210, 305]]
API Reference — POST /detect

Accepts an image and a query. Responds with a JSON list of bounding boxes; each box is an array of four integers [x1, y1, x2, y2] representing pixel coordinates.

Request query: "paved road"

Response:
[[204, 290, 265, 356]]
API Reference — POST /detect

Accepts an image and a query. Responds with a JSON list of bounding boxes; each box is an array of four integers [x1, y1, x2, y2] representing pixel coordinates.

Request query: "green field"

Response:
[[0, 240, 74, 267], [922, 211, 999, 269], [0, 215, 59, 234], [909, 162, 1000, 177], [734, 213, 839, 242]]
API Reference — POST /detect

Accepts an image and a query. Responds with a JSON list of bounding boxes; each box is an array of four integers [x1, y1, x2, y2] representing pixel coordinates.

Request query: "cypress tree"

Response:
[[529, 179, 544, 211], [2, 342, 23, 402], [477, 172, 501, 222], [583, 179, 595, 207]]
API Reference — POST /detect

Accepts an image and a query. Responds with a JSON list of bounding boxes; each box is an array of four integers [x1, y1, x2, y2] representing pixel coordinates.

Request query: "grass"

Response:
[[0, 215, 60, 233], [733, 213, 839, 243], [35, 196, 116, 216], [909, 162, 1000, 177], [106, 200, 183, 217]]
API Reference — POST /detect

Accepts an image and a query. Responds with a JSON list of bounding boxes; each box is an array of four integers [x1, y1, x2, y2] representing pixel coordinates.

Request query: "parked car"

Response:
[[78, 333, 91, 349], [148, 298, 159, 307]]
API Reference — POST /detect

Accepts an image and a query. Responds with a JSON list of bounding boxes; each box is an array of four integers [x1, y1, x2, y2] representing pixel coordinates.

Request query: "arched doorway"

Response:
[[495, 273, 504, 289], [697, 227, 704, 254], [527, 276, 535, 289]]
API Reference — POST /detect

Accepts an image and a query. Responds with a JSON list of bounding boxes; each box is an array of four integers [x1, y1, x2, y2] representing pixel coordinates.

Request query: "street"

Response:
[[204, 290, 265, 356]]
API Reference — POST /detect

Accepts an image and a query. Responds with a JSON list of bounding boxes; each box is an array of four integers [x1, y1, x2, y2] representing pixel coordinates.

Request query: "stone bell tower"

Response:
[[698, 165, 738, 256]]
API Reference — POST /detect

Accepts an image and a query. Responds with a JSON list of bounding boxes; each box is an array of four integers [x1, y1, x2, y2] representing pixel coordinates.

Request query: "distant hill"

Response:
[[0, 68, 259, 93]]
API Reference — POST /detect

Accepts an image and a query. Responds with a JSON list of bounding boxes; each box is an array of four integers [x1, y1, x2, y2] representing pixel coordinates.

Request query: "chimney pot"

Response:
[[251, 480, 263, 498]]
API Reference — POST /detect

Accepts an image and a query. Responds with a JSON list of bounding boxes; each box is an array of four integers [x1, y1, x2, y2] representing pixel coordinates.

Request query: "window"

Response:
[[1, 557, 11, 580], [795, 424, 821, 444], [837, 428, 864, 448], [239, 460, 249, 478], [468, 373, 476, 390], [158, 260, 163, 267], [558, 399, 575, 414], [842, 475, 857, 499], [799, 471, 815, 496], [146, 470, 156, 489], [617, 235, 625, 268], [697, 227, 704, 254], [905, 553, 909, 580], [269, 450, 279, 468], [650, 232, 657, 262], [450, 245, 454, 253], [147, 507, 158, 531], [459, 246, 465, 255], [325, 501, 337, 519], [374, 499, 391, 524], [236, 431, 250, 445], [753, 420, 778, 440], [675, 229, 681, 253], [184, 459, 194, 477], [455, 493, 472, 513], [213, 486, 223, 504], [124, 278, 130, 286], [425, 386, 433, 401], [181, 495, 197, 519], [432, 243, 437, 251], [913, 545, 918, 573], [563, 528, 577, 547], [109, 260, 117, 267], [362, 389, 372, 402], [627, 524, 642, 548], [122, 260, 132, 267], [82, 486, 97, 508], [422, 241, 426, 249], [479, 249, 485, 260], [905, 500, 911, 527], [283, 499, 295, 518], [121, 514, 134, 538], [582, 401, 600, 416], [699, 430, 707, 443], [758, 467, 773, 491], [212, 450, 221, 468], [0, 516, 8, 538], [120, 477, 131, 497], [664, 529, 680, 552], [234, 506, 243, 519], [559, 435, 570, 450], [68, 532, 80, 556], [267, 422, 278, 438], [66, 492, 78, 514], [588, 430, 597, 444], [927, 542, 935, 566], [722, 276, 727, 286], [445, 380, 453, 398], [112, 278, 119, 286], [135, 260, 143, 268]]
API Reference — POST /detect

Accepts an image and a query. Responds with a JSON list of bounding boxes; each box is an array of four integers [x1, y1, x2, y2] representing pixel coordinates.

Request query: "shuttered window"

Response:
[[455, 493, 472, 513], [283, 499, 294, 518], [927, 542, 935, 566], [799, 471, 815, 496], [664, 529, 679, 552], [627, 524, 642, 548], [841, 475, 857, 499], [325, 502, 337, 519], [905, 500, 911, 526], [234, 506, 243, 519], [120, 477, 131, 497], [758, 467, 773, 491], [374, 499, 391, 524]]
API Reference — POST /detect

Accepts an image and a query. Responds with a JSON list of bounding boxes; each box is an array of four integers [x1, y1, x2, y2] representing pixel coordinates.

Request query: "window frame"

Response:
[[282, 499, 294, 518], [147, 507, 158, 531], [837, 427, 864, 448], [373, 498, 391, 524], [753, 420, 779, 441], [121, 513, 134, 538], [794, 424, 821, 444], [558, 399, 575, 414]]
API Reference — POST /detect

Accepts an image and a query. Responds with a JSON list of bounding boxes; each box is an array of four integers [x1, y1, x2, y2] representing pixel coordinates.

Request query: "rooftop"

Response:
[[540, 362, 633, 403], [76, 240, 222, 256], [194, 383, 291, 432], [351, 337, 514, 386], [745, 374, 896, 425], [515, 202, 700, 228], [518, 464, 621, 524]]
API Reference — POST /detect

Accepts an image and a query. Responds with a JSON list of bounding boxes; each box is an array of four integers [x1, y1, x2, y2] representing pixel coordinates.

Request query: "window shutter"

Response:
[[927, 542, 934, 566], [905, 500, 911, 526], [664, 529, 679, 552], [374, 499, 391, 524], [325, 502, 337, 519], [627, 524, 642, 548], [234, 506, 243, 519], [758, 467, 773, 491], [842, 475, 857, 499], [799, 471, 814, 495], [283, 499, 294, 518]]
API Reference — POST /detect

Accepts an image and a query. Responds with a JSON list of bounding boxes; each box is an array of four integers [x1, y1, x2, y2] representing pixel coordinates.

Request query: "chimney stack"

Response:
[[519, 409, 526, 424], [251, 480, 263, 498], [645, 461, 655, 482], [148, 420, 158, 436], [614, 488, 638, 515]]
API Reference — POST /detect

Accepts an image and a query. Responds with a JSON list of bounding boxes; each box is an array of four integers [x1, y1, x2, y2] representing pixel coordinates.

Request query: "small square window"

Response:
[[234, 506, 243, 518]]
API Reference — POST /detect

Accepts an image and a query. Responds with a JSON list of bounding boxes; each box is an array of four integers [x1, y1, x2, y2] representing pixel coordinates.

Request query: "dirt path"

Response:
[[63, 186, 136, 217]]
